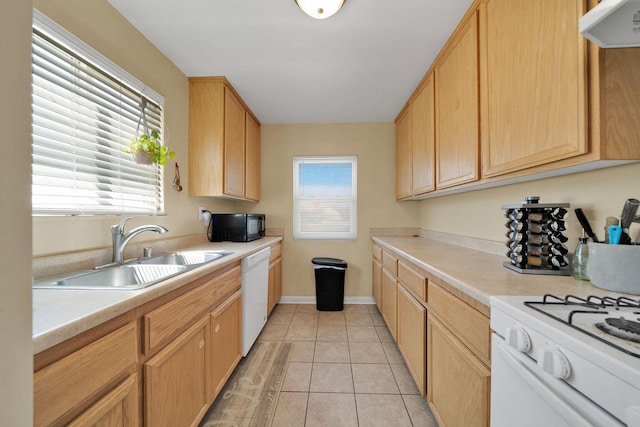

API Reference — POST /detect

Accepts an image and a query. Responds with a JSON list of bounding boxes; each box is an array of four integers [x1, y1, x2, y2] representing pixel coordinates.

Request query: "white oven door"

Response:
[[491, 334, 623, 427]]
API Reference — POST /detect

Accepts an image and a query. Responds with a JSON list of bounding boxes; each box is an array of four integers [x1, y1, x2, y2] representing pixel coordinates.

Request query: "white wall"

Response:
[[418, 162, 640, 249], [0, 0, 33, 424], [239, 123, 419, 298]]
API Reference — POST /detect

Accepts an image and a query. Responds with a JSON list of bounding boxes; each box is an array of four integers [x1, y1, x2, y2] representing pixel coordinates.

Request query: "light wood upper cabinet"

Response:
[[435, 12, 479, 189], [189, 77, 260, 201], [480, 0, 587, 177], [396, 74, 436, 200], [245, 113, 260, 201], [412, 76, 435, 195], [223, 88, 246, 198], [395, 105, 412, 200]]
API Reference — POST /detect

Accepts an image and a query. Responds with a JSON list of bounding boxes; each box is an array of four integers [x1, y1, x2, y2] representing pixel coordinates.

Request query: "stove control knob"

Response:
[[505, 327, 531, 352], [538, 348, 571, 379]]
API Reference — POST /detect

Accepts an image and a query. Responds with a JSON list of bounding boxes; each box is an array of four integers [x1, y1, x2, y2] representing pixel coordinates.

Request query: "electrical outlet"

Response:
[[198, 206, 208, 222]]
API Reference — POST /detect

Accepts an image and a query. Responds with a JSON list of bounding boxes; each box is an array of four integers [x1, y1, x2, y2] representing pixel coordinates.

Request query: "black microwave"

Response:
[[208, 213, 265, 242]]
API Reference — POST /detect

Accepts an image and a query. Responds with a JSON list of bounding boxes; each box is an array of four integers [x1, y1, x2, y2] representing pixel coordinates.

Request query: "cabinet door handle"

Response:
[[214, 324, 220, 333], [199, 339, 205, 349]]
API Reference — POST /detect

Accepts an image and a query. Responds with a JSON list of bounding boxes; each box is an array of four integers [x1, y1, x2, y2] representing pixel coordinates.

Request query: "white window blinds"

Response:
[[293, 156, 357, 240], [31, 10, 166, 215]]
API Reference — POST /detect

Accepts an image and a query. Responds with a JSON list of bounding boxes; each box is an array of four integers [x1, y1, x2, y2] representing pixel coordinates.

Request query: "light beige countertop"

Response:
[[33, 237, 282, 354], [372, 234, 631, 316]]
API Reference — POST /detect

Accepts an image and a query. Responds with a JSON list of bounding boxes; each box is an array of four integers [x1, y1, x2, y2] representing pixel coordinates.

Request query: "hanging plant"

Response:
[[127, 129, 175, 166], [126, 98, 175, 166]]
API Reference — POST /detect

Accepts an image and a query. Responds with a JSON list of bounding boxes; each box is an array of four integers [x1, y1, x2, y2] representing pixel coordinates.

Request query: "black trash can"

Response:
[[312, 257, 348, 311]]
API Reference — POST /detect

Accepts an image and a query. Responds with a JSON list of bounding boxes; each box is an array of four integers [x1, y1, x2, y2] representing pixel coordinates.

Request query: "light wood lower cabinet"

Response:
[[211, 290, 242, 399], [372, 241, 491, 426], [268, 242, 282, 315], [144, 316, 211, 427], [68, 375, 138, 427], [381, 267, 398, 340], [372, 258, 382, 308], [427, 314, 490, 427], [35, 244, 285, 427], [397, 284, 426, 395], [34, 322, 138, 427]]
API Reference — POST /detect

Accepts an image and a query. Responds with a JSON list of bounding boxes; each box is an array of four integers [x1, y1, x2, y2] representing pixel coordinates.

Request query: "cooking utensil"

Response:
[[608, 225, 622, 245], [574, 208, 600, 242], [172, 162, 183, 192], [619, 198, 639, 244], [604, 217, 619, 243]]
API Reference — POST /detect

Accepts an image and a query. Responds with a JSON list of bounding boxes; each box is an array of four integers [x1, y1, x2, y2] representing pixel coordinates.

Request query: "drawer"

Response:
[[145, 265, 241, 353], [428, 282, 490, 364], [372, 244, 382, 262], [269, 243, 282, 262], [34, 322, 137, 426], [382, 251, 398, 275], [398, 261, 426, 302]]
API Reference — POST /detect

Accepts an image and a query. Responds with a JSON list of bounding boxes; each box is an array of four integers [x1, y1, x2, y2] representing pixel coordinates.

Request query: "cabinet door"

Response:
[[435, 12, 479, 189], [244, 112, 260, 201], [68, 375, 137, 427], [224, 88, 246, 198], [268, 257, 282, 315], [211, 291, 242, 400], [412, 75, 435, 195], [427, 314, 490, 427], [145, 316, 210, 427], [397, 284, 426, 396], [381, 268, 397, 340], [396, 105, 412, 200], [481, 0, 587, 177], [372, 258, 382, 309]]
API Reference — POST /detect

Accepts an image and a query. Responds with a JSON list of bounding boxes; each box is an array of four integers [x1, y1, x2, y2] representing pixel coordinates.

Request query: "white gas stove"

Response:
[[491, 294, 640, 427]]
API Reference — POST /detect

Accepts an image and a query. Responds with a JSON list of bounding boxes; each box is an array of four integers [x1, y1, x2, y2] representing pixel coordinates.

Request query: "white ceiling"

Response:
[[107, 0, 473, 124]]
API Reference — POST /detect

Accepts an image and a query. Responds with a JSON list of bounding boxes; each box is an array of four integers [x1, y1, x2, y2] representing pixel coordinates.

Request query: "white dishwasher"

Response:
[[241, 247, 270, 356]]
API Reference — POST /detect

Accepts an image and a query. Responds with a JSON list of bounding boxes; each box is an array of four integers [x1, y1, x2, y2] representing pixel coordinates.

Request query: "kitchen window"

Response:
[[293, 156, 357, 240], [31, 9, 166, 215]]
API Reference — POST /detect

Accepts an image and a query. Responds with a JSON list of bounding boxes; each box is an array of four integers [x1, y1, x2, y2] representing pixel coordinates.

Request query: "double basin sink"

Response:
[[33, 250, 233, 290]]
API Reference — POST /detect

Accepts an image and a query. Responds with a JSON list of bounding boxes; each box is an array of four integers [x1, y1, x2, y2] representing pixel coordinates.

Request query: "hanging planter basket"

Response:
[[126, 99, 175, 166], [133, 150, 154, 165]]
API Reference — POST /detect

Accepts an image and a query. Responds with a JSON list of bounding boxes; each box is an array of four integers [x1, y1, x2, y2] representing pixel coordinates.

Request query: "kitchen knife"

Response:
[[619, 198, 640, 245], [574, 208, 600, 243]]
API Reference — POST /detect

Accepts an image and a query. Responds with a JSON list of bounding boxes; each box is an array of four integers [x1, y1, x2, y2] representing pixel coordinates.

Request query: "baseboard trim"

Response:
[[277, 296, 375, 305]]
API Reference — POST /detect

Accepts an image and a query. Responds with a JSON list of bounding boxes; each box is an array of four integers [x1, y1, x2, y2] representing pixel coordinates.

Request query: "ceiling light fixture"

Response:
[[294, 0, 346, 19]]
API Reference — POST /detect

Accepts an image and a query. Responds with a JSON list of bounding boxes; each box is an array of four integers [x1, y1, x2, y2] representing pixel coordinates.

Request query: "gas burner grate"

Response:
[[525, 294, 640, 358]]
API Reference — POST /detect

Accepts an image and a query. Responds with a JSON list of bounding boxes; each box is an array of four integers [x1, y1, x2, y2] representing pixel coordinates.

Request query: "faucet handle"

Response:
[[111, 217, 133, 235]]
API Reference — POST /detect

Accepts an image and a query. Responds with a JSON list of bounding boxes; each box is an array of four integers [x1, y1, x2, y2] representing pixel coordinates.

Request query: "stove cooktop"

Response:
[[524, 294, 640, 358]]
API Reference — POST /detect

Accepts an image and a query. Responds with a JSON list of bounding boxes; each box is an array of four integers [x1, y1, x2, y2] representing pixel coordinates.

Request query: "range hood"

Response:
[[579, 0, 640, 47]]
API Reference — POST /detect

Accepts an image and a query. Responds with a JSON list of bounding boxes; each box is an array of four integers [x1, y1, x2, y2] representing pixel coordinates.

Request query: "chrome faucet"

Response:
[[111, 217, 168, 263]]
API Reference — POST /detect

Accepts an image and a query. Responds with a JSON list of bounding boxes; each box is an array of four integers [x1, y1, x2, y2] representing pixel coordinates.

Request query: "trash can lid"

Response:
[[311, 257, 348, 268]]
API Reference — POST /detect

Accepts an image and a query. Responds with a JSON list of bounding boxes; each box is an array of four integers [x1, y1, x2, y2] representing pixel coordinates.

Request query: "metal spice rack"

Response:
[[502, 196, 571, 276]]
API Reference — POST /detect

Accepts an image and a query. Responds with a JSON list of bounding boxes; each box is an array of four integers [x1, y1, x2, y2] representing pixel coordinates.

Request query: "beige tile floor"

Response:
[[260, 303, 439, 427]]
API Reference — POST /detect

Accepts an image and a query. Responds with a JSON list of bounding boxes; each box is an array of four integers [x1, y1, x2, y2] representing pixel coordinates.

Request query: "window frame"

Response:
[[31, 9, 166, 216], [293, 155, 358, 241]]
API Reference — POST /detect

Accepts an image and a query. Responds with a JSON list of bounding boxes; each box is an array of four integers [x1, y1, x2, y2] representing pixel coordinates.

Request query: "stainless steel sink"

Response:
[[135, 251, 232, 266], [33, 250, 233, 290]]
